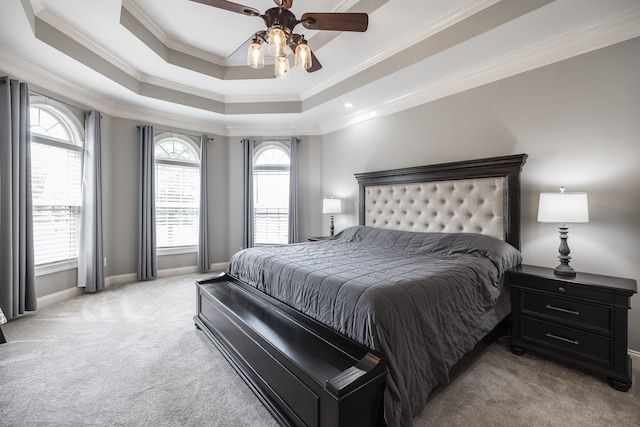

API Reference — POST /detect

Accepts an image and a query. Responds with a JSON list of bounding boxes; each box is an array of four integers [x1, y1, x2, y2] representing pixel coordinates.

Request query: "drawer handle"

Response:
[[546, 332, 579, 345], [558, 287, 565, 293], [545, 304, 580, 316]]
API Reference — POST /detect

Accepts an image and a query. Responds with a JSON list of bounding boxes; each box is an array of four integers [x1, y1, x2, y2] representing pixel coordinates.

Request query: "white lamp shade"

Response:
[[538, 192, 589, 223], [322, 198, 342, 214]]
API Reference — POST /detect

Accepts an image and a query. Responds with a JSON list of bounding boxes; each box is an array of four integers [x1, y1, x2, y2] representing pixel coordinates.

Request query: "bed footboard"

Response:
[[194, 273, 387, 427]]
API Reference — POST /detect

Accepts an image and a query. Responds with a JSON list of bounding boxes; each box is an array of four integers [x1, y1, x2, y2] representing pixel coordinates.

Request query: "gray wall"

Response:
[[32, 37, 639, 352], [316, 37, 640, 352], [36, 116, 230, 291], [101, 119, 231, 276], [225, 135, 324, 255]]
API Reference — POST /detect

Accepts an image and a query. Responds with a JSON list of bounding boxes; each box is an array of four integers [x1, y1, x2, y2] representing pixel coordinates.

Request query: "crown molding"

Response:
[[121, 0, 227, 67], [0, 47, 112, 112], [315, 6, 640, 135], [139, 74, 226, 103], [0, 47, 228, 136], [224, 122, 324, 138], [6, 2, 640, 137], [106, 102, 229, 136], [34, 7, 141, 80], [301, 0, 500, 100]]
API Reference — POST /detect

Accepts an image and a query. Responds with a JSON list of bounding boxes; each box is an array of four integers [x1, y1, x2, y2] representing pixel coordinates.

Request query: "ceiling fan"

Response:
[[190, 0, 369, 78]]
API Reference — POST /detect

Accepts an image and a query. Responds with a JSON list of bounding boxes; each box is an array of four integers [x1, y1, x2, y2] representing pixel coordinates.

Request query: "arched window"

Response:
[[253, 141, 290, 245], [155, 135, 200, 248], [30, 104, 84, 266]]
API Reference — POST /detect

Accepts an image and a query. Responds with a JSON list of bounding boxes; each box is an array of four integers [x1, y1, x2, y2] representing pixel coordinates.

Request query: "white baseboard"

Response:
[[629, 350, 640, 373], [209, 262, 228, 272], [37, 264, 229, 308], [157, 265, 200, 278], [105, 272, 137, 288], [37, 286, 84, 310]]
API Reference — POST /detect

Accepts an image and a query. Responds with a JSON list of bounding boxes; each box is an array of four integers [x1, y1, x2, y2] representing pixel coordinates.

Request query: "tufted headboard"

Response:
[[354, 154, 527, 250]]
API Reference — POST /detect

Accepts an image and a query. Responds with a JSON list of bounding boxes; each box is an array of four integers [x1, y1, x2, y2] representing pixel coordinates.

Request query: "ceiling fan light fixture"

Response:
[[195, 0, 369, 77], [268, 26, 287, 58], [294, 40, 312, 70], [247, 41, 264, 69], [274, 55, 290, 79]]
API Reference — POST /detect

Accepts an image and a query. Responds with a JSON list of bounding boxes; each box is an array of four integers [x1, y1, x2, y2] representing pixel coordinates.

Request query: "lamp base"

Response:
[[554, 264, 576, 276], [329, 215, 335, 237], [554, 224, 576, 276]]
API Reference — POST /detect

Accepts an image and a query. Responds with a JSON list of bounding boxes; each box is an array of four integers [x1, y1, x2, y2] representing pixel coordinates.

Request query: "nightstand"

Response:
[[308, 236, 334, 241], [507, 264, 637, 391], [0, 307, 6, 344]]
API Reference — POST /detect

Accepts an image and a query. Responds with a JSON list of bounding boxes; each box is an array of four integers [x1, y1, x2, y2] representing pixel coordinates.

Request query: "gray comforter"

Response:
[[228, 225, 522, 427]]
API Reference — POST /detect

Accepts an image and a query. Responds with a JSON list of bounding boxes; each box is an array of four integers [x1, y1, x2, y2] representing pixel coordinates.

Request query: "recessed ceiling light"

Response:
[[369, 112, 377, 118], [345, 103, 353, 108]]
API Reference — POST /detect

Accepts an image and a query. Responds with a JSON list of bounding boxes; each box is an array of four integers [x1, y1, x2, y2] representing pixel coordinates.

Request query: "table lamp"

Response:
[[322, 198, 342, 237], [537, 187, 589, 276]]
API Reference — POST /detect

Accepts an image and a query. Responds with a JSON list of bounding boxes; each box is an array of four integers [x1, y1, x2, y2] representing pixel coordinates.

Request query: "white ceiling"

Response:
[[1, 0, 639, 136]]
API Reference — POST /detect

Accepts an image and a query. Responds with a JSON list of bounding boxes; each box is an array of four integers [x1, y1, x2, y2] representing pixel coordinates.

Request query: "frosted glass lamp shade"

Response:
[[295, 43, 312, 69], [247, 42, 264, 69], [538, 192, 589, 223], [274, 56, 290, 79], [322, 198, 342, 214], [268, 27, 287, 58]]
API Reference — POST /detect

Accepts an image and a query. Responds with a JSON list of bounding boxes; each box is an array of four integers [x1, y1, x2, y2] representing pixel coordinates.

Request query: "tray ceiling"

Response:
[[1, 0, 639, 136]]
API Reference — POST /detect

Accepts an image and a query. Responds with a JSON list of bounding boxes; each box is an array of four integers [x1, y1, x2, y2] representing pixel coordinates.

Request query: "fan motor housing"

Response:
[[263, 7, 299, 35]]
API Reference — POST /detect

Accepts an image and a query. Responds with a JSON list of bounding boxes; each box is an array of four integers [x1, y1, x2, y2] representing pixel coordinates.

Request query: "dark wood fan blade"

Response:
[[229, 34, 257, 61], [190, 0, 260, 17], [306, 51, 322, 73], [300, 13, 368, 32]]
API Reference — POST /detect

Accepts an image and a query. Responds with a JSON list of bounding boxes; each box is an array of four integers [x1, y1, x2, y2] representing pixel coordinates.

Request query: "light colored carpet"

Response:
[[1, 274, 638, 426]]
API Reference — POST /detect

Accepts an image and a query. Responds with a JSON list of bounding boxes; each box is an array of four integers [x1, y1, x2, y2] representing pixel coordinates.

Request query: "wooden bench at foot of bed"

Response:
[[194, 273, 387, 427]]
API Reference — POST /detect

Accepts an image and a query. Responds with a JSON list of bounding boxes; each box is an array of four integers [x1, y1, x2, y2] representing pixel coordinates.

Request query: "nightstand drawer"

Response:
[[512, 275, 614, 304], [520, 317, 613, 366], [521, 291, 613, 334]]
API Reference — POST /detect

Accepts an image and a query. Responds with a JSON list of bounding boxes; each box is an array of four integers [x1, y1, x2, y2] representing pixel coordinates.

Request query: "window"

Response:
[[30, 104, 84, 266], [155, 136, 200, 249], [253, 142, 290, 245]]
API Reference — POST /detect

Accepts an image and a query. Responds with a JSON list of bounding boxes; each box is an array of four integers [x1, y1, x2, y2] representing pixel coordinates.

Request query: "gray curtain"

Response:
[[78, 110, 105, 292], [241, 138, 254, 249], [137, 125, 157, 280], [197, 135, 210, 272], [0, 77, 36, 319], [288, 137, 300, 243]]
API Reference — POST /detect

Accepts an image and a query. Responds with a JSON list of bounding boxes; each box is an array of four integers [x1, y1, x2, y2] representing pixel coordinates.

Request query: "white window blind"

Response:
[[30, 105, 83, 266], [154, 137, 200, 248], [253, 143, 290, 246]]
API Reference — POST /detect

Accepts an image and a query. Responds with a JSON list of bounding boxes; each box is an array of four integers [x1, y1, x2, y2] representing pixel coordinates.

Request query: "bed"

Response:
[[194, 154, 528, 427]]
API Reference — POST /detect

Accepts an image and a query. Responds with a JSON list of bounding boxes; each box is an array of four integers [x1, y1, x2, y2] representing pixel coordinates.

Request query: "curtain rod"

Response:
[[29, 89, 86, 114], [241, 137, 299, 143], [137, 125, 213, 141]]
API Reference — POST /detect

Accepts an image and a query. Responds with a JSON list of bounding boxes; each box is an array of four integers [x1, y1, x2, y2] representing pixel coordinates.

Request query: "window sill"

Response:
[[158, 246, 198, 256], [35, 259, 78, 277]]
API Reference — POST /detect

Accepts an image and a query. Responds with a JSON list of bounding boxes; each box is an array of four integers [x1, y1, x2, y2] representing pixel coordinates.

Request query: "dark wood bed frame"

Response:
[[194, 154, 528, 427]]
